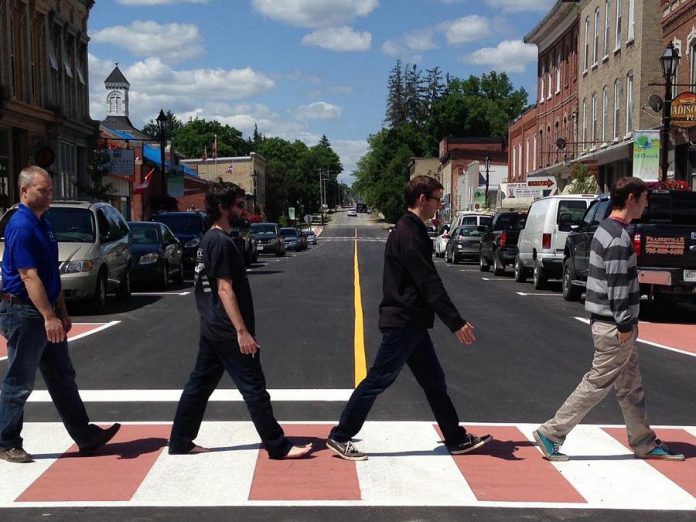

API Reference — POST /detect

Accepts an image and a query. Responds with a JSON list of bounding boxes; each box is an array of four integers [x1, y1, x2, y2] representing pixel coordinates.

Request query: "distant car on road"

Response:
[[479, 211, 527, 275], [280, 227, 304, 251], [347, 209, 357, 217], [445, 225, 487, 264], [128, 221, 183, 290], [251, 222, 286, 256], [434, 224, 451, 258], [305, 230, 317, 245], [153, 211, 208, 271]]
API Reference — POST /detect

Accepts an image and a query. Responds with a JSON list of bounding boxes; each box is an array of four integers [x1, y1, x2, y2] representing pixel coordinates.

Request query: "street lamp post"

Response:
[[252, 169, 258, 215], [483, 154, 491, 207], [156, 109, 168, 196], [659, 43, 680, 183]]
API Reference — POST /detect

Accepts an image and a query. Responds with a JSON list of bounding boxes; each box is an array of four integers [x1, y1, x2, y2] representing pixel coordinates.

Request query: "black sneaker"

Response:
[[448, 433, 492, 455], [0, 447, 33, 463], [326, 438, 368, 461], [78, 423, 121, 454]]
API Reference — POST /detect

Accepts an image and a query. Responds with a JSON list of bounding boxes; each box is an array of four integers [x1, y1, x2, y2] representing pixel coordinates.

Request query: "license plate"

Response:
[[257, 246, 263, 251], [685, 270, 696, 282]]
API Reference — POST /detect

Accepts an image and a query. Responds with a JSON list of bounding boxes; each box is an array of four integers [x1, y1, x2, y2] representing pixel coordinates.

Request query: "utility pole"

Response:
[[316, 168, 328, 226]]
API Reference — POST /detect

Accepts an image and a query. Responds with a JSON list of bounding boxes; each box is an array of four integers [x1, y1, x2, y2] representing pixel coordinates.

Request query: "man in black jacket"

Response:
[[326, 176, 491, 461]]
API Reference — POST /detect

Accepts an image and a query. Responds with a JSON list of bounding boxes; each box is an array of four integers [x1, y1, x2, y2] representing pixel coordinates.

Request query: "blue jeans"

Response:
[[169, 335, 292, 458], [0, 302, 92, 449], [330, 327, 468, 447]]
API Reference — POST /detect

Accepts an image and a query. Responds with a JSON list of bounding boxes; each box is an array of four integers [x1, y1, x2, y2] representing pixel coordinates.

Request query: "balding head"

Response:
[[18, 166, 50, 189]]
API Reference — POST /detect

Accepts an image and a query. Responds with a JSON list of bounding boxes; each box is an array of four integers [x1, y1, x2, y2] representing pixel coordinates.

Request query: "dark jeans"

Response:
[[169, 335, 292, 458], [330, 327, 467, 447], [0, 302, 93, 449]]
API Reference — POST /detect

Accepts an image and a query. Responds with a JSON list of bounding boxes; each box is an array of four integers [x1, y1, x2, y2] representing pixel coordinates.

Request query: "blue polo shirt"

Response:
[[1, 204, 61, 304]]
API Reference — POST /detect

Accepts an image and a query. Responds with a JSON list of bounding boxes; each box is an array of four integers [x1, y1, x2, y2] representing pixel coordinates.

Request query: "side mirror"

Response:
[[558, 212, 573, 232], [570, 224, 580, 232]]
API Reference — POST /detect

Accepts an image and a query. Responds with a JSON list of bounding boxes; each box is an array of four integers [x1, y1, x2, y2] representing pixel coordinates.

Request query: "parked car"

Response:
[[251, 222, 285, 256], [445, 225, 487, 264], [449, 211, 493, 230], [434, 224, 451, 258], [153, 211, 208, 270], [515, 195, 596, 289], [562, 190, 696, 304], [426, 225, 438, 251], [280, 227, 303, 251], [479, 211, 527, 275], [305, 230, 318, 245], [128, 221, 183, 290], [0, 200, 132, 312], [230, 220, 257, 266]]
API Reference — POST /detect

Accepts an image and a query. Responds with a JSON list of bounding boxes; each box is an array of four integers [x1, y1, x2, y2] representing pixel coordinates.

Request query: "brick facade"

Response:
[[508, 105, 539, 182]]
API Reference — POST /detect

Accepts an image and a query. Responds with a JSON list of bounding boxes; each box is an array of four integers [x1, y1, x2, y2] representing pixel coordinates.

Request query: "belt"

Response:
[[0, 293, 32, 306]]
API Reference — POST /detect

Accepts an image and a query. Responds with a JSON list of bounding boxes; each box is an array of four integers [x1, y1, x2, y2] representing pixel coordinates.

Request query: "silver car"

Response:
[[0, 201, 132, 312]]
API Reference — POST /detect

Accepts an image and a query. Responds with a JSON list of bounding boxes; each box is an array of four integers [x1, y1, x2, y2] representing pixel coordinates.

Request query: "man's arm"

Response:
[[19, 268, 65, 343], [217, 277, 259, 355], [604, 237, 635, 343]]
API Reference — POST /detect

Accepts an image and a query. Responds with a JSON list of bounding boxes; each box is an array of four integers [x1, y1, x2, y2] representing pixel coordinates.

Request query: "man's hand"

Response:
[[45, 316, 66, 344], [454, 323, 475, 345], [237, 330, 260, 355], [618, 330, 632, 344], [58, 311, 72, 334]]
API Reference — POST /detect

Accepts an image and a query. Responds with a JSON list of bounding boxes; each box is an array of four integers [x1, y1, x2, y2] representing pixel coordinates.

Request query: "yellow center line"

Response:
[[353, 228, 367, 387]]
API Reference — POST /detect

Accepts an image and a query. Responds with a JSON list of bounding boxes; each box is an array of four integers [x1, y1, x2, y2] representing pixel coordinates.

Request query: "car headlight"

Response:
[[61, 260, 94, 274], [139, 252, 159, 265], [184, 238, 200, 249]]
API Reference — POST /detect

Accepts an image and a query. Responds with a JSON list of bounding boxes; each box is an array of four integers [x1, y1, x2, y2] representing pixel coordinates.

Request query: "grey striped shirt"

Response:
[[584, 218, 640, 332]]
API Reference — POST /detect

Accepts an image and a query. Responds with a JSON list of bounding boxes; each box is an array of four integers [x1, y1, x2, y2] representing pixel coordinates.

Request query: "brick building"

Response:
[[508, 105, 539, 183]]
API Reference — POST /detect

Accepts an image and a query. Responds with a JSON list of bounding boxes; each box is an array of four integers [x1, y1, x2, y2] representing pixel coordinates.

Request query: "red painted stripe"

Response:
[[603, 427, 696, 497], [0, 323, 107, 359], [16, 424, 170, 502], [438, 425, 586, 503], [638, 323, 696, 354], [248, 424, 361, 501]]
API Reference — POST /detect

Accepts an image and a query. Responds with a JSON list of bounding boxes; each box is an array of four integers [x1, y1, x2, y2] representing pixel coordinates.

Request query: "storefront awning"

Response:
[[570, 139, 633, 167]]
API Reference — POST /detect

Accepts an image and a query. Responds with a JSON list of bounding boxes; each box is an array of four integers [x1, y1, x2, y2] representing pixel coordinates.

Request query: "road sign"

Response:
[[528, 178, 554, 188], [304, 214, 312, 224]]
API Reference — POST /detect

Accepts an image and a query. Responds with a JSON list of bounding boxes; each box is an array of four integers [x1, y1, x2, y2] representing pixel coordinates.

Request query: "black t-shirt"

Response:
[[195, 228, 255, 341]]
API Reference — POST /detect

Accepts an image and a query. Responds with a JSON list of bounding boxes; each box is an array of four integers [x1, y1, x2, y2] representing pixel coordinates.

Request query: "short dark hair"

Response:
[[404, 175, 443, 208], [205, 180, 245, 221], [610, 177, 647, 209]]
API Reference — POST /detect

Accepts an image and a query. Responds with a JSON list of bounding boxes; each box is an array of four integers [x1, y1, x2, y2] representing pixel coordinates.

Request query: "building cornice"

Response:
[[525, 1, 580, 52], [663, 1, 696, 33]]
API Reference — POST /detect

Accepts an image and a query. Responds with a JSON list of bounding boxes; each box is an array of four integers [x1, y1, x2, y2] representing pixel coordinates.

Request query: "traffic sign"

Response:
[[304, 214, 312, 224], [528, 178, 554, 188]]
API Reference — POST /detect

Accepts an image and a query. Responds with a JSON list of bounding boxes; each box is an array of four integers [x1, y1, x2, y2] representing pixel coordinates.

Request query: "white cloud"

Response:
[[438, 16, 490, 45], [301, 26, 371, 52], [294, 101, 342, 120], [466, 40, 538, 73], [403, 29, 437, 52], [332, 139, 369, 181], [91, 21, 203, 64], [251, 0, 378, 28], [381, 40, 423, 63], [116, 0, 208, 4], [485, 0, 554, 13]]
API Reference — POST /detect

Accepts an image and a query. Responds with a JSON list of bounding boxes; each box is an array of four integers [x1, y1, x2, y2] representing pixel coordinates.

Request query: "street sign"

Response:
[[671, 92, 696, 128], [528, 178, 554, 188], [304, 214, 312, 224]]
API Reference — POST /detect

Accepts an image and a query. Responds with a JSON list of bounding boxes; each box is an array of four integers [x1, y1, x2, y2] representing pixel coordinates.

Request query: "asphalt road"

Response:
[[2, 209, 695, 521]]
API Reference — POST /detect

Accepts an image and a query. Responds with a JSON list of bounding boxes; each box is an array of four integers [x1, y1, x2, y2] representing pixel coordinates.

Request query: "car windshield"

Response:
[[129, 224, 160, 245], [156, 215, 204, 234], [252, 224, 277, 234], [495, 213, 526, 230], [556, 201, 587, 225], [459, 225, 484, 236], [281, 228, 298, 237], [0, 207, 96, 243]]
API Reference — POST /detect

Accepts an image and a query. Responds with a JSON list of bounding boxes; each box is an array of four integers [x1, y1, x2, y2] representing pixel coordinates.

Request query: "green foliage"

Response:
[[567, 164, 598, 194], [171, 118, 250, 159], [142, 110, 182, 141], [82, 150, 115, 200]]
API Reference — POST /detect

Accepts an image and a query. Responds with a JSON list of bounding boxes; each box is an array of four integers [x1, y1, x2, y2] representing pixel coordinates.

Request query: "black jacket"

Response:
[[379, 211, 466, 332]]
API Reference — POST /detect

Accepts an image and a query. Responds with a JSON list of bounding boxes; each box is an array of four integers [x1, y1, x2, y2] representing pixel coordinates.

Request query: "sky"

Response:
[[88, 0, 555, 184]]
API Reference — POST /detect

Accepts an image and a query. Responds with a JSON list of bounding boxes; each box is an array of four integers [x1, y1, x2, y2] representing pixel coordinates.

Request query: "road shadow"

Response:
[[639, 301, 696, 324], [69, 295, 162, 317], [247, 270, 283, 276], [33, 437, 168, 461]]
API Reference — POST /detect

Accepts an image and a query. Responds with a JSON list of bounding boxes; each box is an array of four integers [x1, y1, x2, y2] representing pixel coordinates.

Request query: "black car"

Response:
[[479, 211, 527, 275], [128, 221, 184, 289], [445, 225, 487, 264], [251, 222, 286, 256], [153, 211, 209, 270], [230, 220, 258, 266]]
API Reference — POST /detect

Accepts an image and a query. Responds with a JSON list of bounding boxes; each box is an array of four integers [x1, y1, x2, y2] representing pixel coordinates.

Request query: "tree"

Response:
[[385, 60, 406, 128], [567, 164, 598, 194], [141, 110, 182, 141], [172, 119, 250, 159]]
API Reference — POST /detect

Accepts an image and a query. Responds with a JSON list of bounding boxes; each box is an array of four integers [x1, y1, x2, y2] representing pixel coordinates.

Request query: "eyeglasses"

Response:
[[427, 195, 442, 202]]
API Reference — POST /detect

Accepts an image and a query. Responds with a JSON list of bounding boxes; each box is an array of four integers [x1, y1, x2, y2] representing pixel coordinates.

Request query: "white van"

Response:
[[514, 195, 596, 289], [449, 211, 493, 230]]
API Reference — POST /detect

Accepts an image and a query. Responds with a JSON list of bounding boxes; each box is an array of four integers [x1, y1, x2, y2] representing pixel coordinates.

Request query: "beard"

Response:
[[227, 211, 244, 227]]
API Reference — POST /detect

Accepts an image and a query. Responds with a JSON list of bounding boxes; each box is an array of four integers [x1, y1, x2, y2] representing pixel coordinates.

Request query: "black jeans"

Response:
[[330, 327, 467, 447], [169, 335, 292, 458]]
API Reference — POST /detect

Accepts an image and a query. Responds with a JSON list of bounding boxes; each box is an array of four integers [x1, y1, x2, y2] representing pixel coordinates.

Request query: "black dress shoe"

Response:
[[78, 423, 121, 454]]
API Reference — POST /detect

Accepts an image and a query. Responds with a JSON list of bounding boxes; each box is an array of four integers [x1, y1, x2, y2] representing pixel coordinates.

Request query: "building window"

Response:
[[582, 98, 587, 147], [602, 86, 609, 143], [591, 93, 597, 144], [627, 0, 635, 42], [584, 16, 590, 71], [564, 42, 570, 87], [593, 7, 600, 65], [59, 142, 78, 199], [526, 138, 530, 173], [540, 63, 545, 102], [615, 0, 622, 51], [614, 79, 621, 139], [556, 51, 561, 93], [625, 73, 633, 135], [604, 0, 611, 57], [547, 57, 552, 99], [690, 41, 696, 90], [533, 134, 537, 170], [539, 130, 544, 167]]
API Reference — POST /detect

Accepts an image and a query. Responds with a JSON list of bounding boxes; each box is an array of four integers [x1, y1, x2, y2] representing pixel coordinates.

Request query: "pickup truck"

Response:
[[561, 189, 696, 304], [479, 210, 527, 275]]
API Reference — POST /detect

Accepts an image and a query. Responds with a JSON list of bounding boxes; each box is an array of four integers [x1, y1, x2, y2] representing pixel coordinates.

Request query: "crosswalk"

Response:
[[1, 421, 695, 510]]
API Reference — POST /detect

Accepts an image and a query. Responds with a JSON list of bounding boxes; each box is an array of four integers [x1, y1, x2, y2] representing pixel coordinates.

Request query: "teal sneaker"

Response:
[[637, 440, 685, 461], [533, 430, 570, 462]]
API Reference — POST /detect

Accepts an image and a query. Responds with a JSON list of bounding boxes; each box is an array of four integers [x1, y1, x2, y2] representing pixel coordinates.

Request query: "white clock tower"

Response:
[[104, 64, 130, 118]]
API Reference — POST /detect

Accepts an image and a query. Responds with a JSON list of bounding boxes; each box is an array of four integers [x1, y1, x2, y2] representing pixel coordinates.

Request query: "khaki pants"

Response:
[[539, 321, 656, 455]]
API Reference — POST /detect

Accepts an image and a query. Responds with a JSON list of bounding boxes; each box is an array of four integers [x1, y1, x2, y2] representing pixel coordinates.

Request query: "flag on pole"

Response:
[[212, 135, 218, 160], [134, 168, 154, 194], [202, 146, 208, 162]]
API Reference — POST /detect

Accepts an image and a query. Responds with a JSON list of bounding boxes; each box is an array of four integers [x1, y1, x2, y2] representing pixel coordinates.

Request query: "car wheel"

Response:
[[445, 248, 452, 264], [562, 260, 582, 301], [514, 256, 526, 283], [479, 253, 490, 272], [493, 253, 506, 276], [452, 252, 459, 264], [92, 272, 107, 313], [532, 260, 547, 290], [174, 261, 184, 283], [115, 268, 131, 300], [159, 262, 169, 290]]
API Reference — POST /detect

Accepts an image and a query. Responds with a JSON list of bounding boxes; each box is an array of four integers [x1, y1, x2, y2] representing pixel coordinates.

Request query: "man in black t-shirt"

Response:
[[169, 182, 311, 459]]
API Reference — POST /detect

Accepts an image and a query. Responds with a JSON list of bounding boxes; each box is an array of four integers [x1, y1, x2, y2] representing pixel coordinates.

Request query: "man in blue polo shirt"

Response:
[[0, 166, 120, 464]]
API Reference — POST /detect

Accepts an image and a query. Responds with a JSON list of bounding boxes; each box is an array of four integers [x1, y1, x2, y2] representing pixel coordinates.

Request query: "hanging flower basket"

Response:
[[647, 179, 690, 191]]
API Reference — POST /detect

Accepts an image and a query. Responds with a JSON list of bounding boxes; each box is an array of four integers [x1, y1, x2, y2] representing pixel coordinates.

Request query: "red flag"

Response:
[[212, 135, 218, 159], [134, 168, 154, 194], [202, 146, 208, 162]]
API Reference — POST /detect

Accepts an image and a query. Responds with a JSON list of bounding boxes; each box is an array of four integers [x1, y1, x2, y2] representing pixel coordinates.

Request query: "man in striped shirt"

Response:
[[533, 177, 683, 462]]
